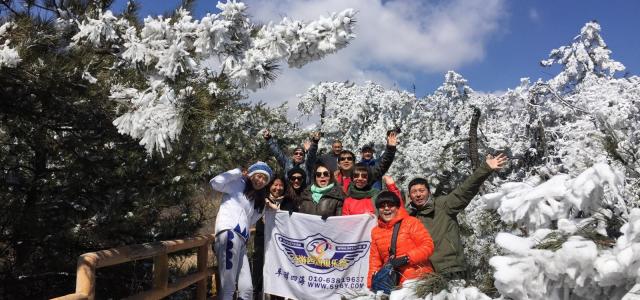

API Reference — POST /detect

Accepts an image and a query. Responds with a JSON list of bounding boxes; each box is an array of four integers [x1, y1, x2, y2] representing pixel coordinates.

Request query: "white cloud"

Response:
[[244, 0, 506, 121]]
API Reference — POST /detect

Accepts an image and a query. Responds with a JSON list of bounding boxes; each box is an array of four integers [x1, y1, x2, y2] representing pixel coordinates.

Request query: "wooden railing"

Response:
[[52, 234, 216, 300]]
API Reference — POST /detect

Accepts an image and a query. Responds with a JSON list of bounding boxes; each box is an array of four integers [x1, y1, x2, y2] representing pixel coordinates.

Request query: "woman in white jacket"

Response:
[[210, 161, 273, 300]]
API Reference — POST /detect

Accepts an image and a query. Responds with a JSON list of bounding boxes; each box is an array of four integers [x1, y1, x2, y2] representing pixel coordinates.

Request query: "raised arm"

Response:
[[441, 153, 508, 214], [304, 132, 320, 179], [369, 132, 398, 182], [209, 168, 245, 194], [383, 175, 405, 210], [264, 129, 291, 170]]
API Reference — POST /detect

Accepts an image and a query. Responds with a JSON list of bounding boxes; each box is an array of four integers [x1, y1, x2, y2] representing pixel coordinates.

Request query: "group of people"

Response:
[[209, 129, 508, 299]]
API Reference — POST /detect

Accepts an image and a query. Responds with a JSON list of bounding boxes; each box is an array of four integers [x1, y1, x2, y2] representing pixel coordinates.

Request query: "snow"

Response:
[[110, 82, 184, 154], [68, 1, 357, 154], [488, 209, 640, 300], [301, 20, 640, 300], [0, 40, 20, 68], [541, 21, 625, 92], [482, 164, 626, 231], [0, 22, 20, 68], [4, 5, 639, 297]]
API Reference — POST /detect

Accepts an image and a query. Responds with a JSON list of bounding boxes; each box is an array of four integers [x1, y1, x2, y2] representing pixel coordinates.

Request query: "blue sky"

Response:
[[112, 0, 640, 107]]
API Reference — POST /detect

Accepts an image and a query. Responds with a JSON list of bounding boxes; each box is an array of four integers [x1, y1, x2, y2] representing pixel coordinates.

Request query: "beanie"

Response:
[[293, 146, 305, 153], [375, 191, 401, 208], [287, 166, 306, 183], [248, 161, 273, 182]]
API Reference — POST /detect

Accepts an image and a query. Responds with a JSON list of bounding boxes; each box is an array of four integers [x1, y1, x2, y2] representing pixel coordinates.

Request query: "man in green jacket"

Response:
[[406, 154, 508, 279]]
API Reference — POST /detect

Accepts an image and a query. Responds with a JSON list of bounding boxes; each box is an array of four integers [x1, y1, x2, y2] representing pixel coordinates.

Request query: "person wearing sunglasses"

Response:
[[209, 161, 273, 300], [335, 131, 399, 193], [297, 162, 345, 219], [254, 175, 286, 299], [281, 166, 307, 212], [368, 191, 434, 294], [342, 165, 403, 216], [263, 129, 320, 185]]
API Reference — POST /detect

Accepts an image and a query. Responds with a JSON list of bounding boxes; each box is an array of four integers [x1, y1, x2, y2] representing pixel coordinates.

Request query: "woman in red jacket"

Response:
[[367, 190, 435, 291], [342, 168, 402, 215]]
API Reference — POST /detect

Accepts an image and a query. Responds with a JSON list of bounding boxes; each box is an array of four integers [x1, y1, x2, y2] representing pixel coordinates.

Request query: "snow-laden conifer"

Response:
[[541, 21, 625, 92], [304, 21, 640, 299], [69, 1, 356, 154]]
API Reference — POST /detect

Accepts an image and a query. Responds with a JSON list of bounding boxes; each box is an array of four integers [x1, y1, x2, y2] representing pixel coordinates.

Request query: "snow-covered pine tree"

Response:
[[68, 1, 356, 155], [305, 21, 640, 300], [541, 21, 625, 92], [0, 0, 352, 298]]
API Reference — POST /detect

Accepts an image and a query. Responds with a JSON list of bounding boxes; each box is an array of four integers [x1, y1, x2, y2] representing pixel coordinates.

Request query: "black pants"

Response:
[[252, 219, 265, 300]]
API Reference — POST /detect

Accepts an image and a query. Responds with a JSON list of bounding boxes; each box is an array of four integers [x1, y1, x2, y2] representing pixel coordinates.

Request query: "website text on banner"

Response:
[[263, 211, 376, 299]]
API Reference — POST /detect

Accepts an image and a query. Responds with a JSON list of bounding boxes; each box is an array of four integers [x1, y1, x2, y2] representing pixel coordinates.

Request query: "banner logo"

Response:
[[275, 233, 370, 274]]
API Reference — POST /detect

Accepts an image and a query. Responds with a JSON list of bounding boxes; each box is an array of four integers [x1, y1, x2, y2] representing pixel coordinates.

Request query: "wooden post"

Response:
[[153, 253, 169, 291], [196, 243, 209, 300]]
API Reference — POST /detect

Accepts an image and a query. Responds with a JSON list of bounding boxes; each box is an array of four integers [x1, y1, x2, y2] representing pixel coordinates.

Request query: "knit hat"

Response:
[[375, 191, 401, 208], [293, 146, 305, 153], [248, 161, 273, 182], [287, 166, 306, 183]]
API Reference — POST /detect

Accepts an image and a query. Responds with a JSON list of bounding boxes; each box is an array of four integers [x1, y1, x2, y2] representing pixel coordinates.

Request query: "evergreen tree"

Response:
[[298, 21, 640, 299], [0, 0, 350, 298]]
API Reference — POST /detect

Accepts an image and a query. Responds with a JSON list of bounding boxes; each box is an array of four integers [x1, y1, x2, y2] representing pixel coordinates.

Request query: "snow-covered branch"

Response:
[[541, 21, 625, 92], [483, 164, 626, 232], [490, 208, 640, 300], [0, 22, 21, 68], [69, 1, 356, 155]]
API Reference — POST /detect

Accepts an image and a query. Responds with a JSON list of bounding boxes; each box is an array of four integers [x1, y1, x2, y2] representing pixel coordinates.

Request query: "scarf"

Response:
[[310, 183, 335, 203], [409, 195, 434, 212], [347, 184, 380, 199], [268, 193, 284, 203]]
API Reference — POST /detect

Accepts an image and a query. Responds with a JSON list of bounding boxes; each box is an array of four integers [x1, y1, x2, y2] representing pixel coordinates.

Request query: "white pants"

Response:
[[214, 230, 253, 300]]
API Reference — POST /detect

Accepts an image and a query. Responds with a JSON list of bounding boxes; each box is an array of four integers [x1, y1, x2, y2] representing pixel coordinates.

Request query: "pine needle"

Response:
[[413, 272, 448, 298]]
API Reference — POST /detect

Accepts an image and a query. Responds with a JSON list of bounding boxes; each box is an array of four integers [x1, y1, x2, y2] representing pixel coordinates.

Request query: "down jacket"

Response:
[[367, 208, 435, 288], [297, 184, 345, 217]]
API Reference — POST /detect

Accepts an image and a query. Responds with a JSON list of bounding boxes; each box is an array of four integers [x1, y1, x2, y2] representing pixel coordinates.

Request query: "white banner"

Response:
[[263, 211, 377, 300]]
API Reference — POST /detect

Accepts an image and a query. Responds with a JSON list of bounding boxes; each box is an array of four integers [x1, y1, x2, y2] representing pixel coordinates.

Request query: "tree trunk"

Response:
[[537, 120, 546, 160], [319, 94, 327, 128], [468, 106, 481, 170], [13, 131, 47, 268]]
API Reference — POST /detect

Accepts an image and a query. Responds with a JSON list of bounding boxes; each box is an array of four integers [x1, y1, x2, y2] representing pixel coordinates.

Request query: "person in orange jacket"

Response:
[[367, 190, 435, 291]]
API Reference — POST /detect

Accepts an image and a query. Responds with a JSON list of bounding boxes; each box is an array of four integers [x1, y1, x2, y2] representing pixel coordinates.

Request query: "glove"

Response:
[[321, 214, 330, 221], [389, 256, 409, 268]]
